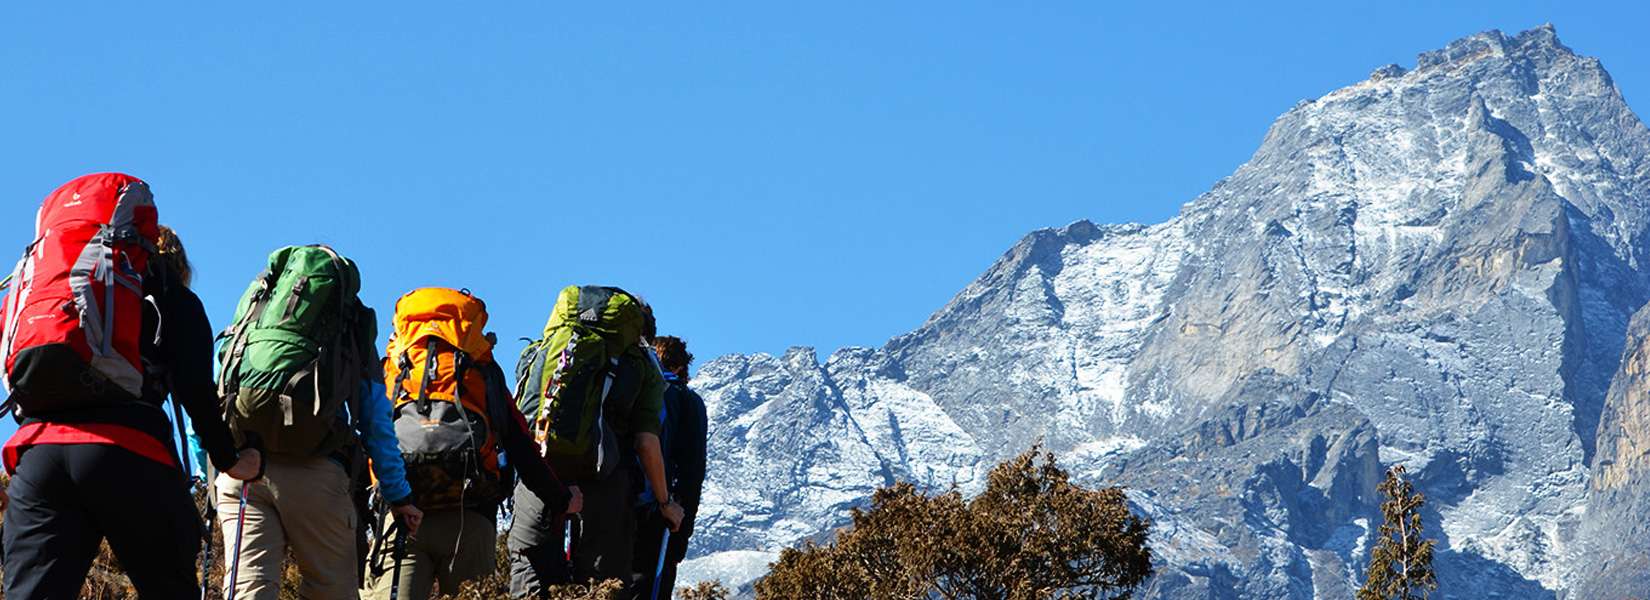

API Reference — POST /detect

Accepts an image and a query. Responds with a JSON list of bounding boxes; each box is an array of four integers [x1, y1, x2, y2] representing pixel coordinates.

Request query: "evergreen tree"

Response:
[[1358, 465, 1438, 600]]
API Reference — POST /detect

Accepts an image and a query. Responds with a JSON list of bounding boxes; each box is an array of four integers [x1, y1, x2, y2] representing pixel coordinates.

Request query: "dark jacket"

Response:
[[661, 374, 708, 541], [484, 360, 572, 514]]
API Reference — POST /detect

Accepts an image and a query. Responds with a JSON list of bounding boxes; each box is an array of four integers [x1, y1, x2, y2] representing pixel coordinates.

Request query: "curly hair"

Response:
[[652, 335, 693, 381]]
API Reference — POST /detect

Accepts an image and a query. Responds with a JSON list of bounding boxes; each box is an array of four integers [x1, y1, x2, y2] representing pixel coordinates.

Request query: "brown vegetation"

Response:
[[756, 446, 1154, 600], [0, 484, 723, 600]]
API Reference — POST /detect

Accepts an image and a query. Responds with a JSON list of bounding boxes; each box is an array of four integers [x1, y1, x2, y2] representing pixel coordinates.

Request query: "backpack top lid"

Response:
[[390, 287, 493, 361], [36, 172, 159, 246], [262, 245, 360, 297], [543, 285, 648, 352]]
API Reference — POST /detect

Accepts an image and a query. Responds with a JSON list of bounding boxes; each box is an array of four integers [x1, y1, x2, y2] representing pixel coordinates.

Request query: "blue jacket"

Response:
[[357, 379, 412, 504], [186, 379, 412, 504]]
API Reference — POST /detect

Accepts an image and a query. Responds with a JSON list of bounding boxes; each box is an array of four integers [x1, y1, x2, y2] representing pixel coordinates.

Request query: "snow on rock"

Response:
[[675, 550, 778, 596], [687, 25, 1650, 599]]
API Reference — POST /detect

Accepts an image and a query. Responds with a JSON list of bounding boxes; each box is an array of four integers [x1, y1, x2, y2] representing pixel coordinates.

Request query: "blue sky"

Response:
[[2, 1, 1646, 381]]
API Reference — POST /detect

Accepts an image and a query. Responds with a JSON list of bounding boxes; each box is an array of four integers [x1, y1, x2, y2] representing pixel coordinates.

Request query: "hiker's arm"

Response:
[[632, 351, 683, 528], [636, 432, 683, 530], [498, 403, 571, 513], [636, 432, 669, 505], [165, 288, 248, 473], [486, 364, 571, 514], [356, 379, 413, 505]]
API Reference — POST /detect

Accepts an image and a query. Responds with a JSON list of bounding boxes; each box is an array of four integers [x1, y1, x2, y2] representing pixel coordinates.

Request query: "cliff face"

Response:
[[1110, 372, 1384, 599], [682, 26, 1650, 598], [1577, 306, 1650, 597]]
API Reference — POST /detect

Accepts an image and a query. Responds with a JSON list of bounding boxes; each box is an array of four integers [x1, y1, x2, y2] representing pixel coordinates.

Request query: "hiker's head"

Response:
[[641, 302, 657, 340], [153, 225, 193, 287], [653, 336, 693, 381]]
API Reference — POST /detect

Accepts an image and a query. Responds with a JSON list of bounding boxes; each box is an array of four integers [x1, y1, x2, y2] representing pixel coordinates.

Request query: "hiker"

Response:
[[215, 244, 422, 600], [0, 174, 261, 599], [509, 286, 683, 598], [363, 288, 578, 600], [631, 336, 708, 600]]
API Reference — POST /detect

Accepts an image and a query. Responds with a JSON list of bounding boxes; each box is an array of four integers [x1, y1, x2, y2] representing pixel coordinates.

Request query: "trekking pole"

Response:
[[651, 528, 671, 600], [388, 523, 407, 600], [199, 503, 213, 600], [226, 481, 251, 600], [566, 514, 581, 562]]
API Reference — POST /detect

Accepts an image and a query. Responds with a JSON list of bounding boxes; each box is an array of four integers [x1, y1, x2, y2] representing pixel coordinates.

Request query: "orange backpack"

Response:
[[384, 288, 501, 510]]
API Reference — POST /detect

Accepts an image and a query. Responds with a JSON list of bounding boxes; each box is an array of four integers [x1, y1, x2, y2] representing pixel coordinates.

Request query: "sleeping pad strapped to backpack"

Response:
[[384, 287, 501, 510]]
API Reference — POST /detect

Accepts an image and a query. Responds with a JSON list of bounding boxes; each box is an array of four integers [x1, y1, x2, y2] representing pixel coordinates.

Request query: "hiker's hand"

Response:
[[226, 448, 262, 481], [392, 503, 424, 536], [661, 500, 685, 532], [564, 485, 583, 515]]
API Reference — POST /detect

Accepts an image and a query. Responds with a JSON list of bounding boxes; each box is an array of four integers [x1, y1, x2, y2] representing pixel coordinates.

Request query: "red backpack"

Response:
[[0, 173, 159, 416]]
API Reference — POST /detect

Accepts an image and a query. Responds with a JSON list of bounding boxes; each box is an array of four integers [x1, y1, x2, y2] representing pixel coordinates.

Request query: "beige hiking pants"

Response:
[[216, 457, 360, 600], [362, 509, 495, 600]]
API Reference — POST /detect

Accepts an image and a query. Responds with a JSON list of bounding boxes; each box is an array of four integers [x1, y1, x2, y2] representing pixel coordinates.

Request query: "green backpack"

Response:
[[515, 285, 650, 481], [217, 245, 377, 458]]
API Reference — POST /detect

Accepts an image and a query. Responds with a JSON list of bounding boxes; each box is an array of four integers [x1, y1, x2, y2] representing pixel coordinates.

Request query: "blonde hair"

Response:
[[154, 225, 192, 287]]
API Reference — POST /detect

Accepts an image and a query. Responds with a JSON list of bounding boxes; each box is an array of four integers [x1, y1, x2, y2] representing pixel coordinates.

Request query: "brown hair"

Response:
[[154, 225, 192, 287], [652, 335, 693, 381]]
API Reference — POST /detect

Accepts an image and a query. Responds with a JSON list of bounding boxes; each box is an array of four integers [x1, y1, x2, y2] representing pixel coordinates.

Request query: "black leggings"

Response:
[[2, 444, 201, 600]]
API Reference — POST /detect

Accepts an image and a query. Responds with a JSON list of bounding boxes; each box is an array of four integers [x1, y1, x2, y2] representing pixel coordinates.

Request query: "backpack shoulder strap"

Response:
[[481, 360, 516, 437], [338, 303, 377, 429], [217, 268, 281, 400]]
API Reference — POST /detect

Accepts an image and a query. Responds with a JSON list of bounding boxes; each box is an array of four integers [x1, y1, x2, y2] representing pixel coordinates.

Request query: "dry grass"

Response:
[[0, 485, 723, 600]]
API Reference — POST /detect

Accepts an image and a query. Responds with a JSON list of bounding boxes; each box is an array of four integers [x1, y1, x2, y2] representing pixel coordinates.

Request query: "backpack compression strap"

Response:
[[392, 351, 412, 403], [416, 338, 438, 415], [217, 269, 280, 402]]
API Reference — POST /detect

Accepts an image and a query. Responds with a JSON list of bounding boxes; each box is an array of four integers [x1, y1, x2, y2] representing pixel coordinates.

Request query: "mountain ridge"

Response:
[[679, 25, 1650, 599]]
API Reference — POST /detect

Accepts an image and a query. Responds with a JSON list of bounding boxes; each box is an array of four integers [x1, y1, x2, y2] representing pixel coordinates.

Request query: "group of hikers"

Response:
[[0, 173, 710, 600]]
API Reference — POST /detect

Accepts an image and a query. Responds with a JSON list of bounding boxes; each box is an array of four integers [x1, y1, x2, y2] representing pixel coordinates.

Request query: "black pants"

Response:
[[507, 481, 572, 598], [2, 444, 201, 600], [571, 470, 637, 586], [508, 473, 639, 597], [630, 511, 687, 600]]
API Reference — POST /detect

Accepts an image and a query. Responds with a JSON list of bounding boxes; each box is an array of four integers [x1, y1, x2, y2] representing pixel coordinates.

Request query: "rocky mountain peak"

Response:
[[1414, 25, 1568, 72], [681, 26, 1650, 599]]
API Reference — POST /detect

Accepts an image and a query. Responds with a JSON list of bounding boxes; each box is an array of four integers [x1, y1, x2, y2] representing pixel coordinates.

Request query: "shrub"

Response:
[[757, 446, 1154, 600]]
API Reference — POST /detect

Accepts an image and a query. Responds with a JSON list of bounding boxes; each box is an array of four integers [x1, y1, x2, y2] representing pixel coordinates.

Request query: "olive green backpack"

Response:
[[515, 285, 650, 481], [217, 245, 378, 458]]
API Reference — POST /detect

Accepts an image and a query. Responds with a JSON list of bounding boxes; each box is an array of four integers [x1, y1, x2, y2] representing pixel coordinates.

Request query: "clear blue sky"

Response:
[[2, 1, 1646, 379]]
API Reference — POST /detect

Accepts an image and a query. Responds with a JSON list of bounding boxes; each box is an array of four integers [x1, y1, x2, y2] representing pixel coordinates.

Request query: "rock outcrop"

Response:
[[681, 26, 1650, 598]]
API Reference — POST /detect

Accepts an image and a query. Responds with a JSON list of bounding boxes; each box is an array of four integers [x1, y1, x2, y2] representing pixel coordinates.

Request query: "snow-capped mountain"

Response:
[[679, 25, 1650, 599]]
